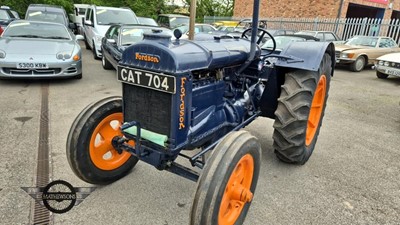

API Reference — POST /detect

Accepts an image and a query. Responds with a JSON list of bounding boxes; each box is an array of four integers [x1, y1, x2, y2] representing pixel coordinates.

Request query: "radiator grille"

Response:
[[122, 83, 172, 137]]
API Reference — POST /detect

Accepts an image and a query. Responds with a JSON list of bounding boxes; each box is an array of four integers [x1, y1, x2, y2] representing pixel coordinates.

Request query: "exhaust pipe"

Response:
[[237, 0, 260, 74]]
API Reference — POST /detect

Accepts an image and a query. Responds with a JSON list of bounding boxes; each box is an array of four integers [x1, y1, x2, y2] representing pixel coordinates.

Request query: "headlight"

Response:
[[0, 50, 6, 59], [384, 61, 389, 66], [378, 61, 383, 65], [341, 53, 355, 58], [56, 52, 71, 60]]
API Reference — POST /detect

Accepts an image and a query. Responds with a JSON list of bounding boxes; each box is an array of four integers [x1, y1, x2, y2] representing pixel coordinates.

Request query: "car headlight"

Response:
[[384, 61, 389, 66], [0, 50, 6, 59], [56, 52, 71, 60], [341, 53, 355, 58], [378, 61, 383, 65]]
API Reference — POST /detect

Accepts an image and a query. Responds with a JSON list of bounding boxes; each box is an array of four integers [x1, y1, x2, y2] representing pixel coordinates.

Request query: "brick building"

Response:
[[234, 0, 400, 20]]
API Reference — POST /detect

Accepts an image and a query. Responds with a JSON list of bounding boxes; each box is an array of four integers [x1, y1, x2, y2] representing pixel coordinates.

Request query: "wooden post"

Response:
[[189, 0, 197, 40]]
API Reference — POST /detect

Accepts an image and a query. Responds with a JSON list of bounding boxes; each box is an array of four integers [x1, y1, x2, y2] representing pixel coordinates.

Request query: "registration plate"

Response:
[[17, 62, 48, 69], [385, 69, 400, 77], [117, 66, 176, 94]]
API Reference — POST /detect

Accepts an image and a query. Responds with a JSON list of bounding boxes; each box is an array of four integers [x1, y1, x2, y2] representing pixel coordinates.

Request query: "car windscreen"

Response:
[[0, 10, 10, 20], [296, 31, 316, 36], [262, 36, 305, 50], [138, 17, 158, 26], [345, 36, 378, 47], [3, 22, 71, 40], [26, 11, 66, 25], [96, 9, 138, 25], [169, 17, 189, 28], [120, 27, 171, 45]]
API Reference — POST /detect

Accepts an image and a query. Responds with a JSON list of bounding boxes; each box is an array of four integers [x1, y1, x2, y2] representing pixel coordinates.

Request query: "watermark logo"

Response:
[[21, 180, 96, 214]]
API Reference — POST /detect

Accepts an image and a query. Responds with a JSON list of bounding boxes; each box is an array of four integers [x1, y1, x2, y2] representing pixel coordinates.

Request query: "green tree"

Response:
[[184, 0, 235, 22]]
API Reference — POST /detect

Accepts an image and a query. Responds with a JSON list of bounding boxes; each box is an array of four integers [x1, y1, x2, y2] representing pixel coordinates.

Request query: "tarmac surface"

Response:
[[0, 44, 399, 225]]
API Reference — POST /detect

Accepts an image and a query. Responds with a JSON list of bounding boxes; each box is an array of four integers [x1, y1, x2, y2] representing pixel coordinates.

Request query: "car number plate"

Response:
[[117, 66, 176, 94], [17, 62, 48, 69], [385, 69, 400, 77]]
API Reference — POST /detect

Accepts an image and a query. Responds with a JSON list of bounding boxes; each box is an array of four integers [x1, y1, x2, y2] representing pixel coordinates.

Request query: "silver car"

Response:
[[0, 20, 83, 79]]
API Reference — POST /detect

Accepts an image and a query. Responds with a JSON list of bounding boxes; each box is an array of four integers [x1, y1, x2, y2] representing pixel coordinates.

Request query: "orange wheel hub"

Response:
[[306, 75, 327, 146], [89, 113, 131, 170], [219, 154, 254, 225]]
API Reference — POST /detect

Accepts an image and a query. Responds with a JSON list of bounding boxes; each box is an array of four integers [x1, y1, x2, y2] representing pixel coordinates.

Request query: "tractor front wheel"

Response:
[[190, 131, 261, 225], [273, 53, 332, 164], [66, 96, 138, 184]]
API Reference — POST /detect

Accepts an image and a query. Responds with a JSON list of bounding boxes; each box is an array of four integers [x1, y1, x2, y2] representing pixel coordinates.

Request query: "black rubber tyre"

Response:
[[350, 56, 366, 72], [92, 41, 100, 60], [74, 73, 82, 79], [190, 131, 261, 225], [273, 53, 332, 164], [84, 35, 90, 50], [66, 96, 138, 184], [102, 53, 113, 70], [376, 71, 389, 79]]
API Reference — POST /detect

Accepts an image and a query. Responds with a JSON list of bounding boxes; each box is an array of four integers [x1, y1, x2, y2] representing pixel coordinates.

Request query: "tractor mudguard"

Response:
[[274, 41, 335, 76]]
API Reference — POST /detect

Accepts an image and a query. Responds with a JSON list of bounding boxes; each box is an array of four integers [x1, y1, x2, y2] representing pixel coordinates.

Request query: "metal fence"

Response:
[[204, 16, 400, 45]]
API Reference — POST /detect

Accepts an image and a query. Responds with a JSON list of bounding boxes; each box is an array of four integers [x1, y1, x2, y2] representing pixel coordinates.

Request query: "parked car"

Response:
[[1, 5, 19, 19], [262, 34, 319, 51], [101, 24, 172, 70], [138, 17, 158, 26], [174, 23, 217, 39], [0, 20, 84, 79], [83, 5, 139, 59], [295, 30, 343, 45], [375, 52, 400, 79], [0, 6, 17, 31], [212, 20, 239, 28], [335, 36, 400, 72], [69, 4, 89, 35], [25, 4, 75, 31], [10, 10, 20, 19], [157, 14, 189, 29]]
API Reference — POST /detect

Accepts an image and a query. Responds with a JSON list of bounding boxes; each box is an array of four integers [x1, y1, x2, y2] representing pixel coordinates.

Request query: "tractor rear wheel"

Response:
[[273, 53, 332, 164], [66, 96, 138, 184], [190, 131, 261, 225]]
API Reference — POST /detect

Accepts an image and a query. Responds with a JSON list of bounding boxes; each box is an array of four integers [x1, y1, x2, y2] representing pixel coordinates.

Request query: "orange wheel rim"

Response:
[[89, 112, 131, 170], [306, 75, 327, 146], [218, 154, 254, 225]]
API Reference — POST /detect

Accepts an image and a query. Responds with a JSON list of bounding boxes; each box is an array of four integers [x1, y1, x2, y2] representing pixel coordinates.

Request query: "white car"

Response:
[[375, 52, 400, 79], [83, 5, 139, 59]]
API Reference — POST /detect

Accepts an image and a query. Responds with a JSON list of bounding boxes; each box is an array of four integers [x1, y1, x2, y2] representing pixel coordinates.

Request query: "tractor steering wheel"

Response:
[[241, 28, 276, 54]]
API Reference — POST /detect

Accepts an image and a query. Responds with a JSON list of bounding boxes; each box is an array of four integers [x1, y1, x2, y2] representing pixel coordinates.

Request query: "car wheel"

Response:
[[350, 56, 366, 72], [84, 35, 90, 50], [376, 71, 389, 79], [92, 41, 100, 60], [102, 53, 113, 70]]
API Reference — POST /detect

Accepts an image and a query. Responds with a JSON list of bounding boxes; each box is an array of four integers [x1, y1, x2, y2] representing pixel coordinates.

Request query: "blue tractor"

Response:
[[66, 0, 335, 224]]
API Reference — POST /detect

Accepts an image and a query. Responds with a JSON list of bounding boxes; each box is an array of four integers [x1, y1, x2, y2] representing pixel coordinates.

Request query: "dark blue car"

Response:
[[101, 24, 172, 70]]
